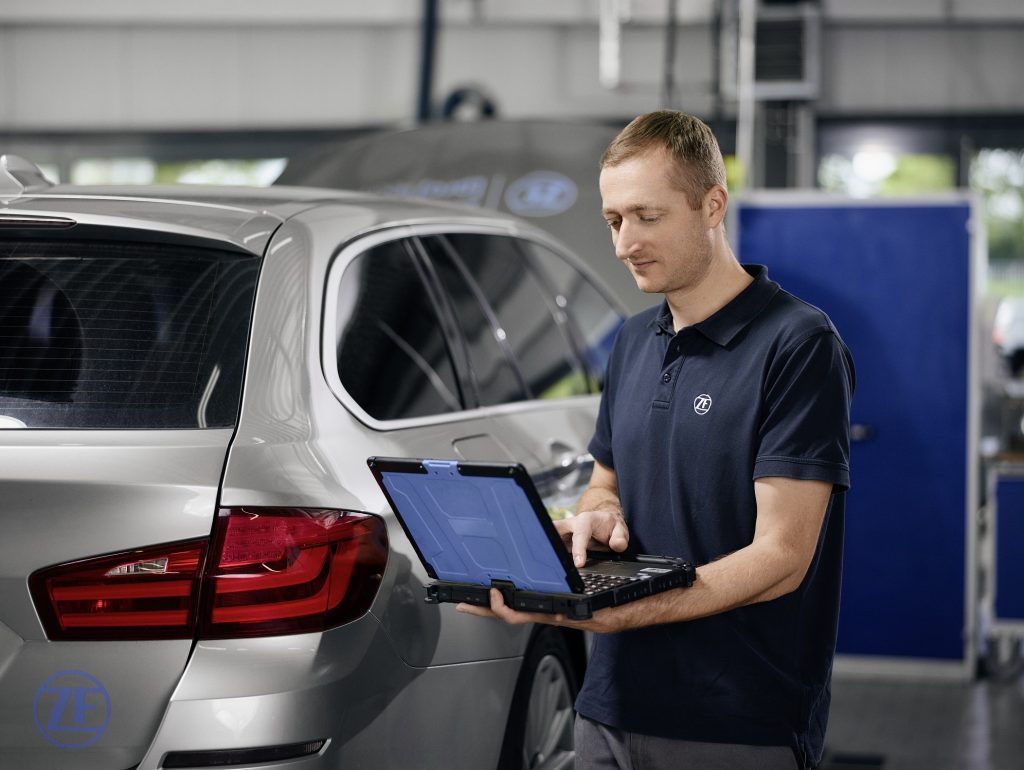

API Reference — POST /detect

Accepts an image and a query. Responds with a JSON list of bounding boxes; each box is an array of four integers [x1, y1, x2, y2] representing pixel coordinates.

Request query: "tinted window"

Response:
[[419, 235, 529, 406], [336, 239, 462, 420], [0, 240, 258, 429], [521, 241, 624, 388], [425, 233, 592, 403]]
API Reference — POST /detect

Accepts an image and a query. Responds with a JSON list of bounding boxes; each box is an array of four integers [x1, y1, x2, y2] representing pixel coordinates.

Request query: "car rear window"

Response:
[[0, 239, 259, 429]]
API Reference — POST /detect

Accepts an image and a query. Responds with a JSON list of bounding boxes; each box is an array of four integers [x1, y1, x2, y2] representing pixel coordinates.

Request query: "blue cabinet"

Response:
[[990, 470, 1024, 626], [734, 195, 979, 674]]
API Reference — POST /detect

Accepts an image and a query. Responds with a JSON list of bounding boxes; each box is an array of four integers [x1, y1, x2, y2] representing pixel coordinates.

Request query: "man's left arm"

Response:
[[459, 475, 833, 633]]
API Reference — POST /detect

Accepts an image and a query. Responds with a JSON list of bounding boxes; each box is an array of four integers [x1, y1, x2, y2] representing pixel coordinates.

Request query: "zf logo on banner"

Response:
[[33, 670, 112, 748]]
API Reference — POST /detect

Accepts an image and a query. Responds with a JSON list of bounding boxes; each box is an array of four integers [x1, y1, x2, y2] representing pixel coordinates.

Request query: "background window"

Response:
[[972, 148, 1024, 294], [818, 151, 956, 198]]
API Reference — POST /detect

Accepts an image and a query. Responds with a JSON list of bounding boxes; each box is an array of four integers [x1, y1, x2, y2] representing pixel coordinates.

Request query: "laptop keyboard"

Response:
[[581, 573, 639, 595]]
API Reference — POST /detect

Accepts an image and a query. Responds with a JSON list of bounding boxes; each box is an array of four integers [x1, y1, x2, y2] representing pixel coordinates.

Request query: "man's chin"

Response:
[[630, 277, 661, 294], [625, 265, 662, 294]]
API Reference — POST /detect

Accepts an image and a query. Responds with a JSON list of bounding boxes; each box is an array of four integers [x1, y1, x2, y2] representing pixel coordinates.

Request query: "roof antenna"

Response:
[[0, 155, 54, 202]]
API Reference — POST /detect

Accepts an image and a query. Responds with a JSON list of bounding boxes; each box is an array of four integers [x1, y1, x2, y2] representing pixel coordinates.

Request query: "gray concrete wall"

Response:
[[0, 0, 1022, 131]]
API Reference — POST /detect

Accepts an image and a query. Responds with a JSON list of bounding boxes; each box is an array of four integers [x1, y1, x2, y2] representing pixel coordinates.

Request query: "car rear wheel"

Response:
[[498, 626, 579, 770]]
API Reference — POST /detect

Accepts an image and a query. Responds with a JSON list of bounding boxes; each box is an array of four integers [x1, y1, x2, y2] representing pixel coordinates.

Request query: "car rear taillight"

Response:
[[29, 540, 208, 641], [198, 508, 388, 639], [29, 508, 388, 641]]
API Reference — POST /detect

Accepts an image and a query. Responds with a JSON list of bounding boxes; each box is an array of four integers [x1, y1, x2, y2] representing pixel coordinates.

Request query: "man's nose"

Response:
[[615, 222, 641, 260]]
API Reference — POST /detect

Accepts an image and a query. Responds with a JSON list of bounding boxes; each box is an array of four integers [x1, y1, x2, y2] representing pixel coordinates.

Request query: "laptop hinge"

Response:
[[422, 459, 459, 476]]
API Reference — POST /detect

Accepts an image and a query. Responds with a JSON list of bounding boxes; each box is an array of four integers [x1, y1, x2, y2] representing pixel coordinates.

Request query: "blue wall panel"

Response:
[[737, 200, 972, 661], [995, 476, 1024, 622]]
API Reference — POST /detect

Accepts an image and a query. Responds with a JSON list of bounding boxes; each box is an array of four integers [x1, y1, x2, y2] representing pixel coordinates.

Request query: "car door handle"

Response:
[[531, 447, 594, 494], [547, 441, 593, 478]]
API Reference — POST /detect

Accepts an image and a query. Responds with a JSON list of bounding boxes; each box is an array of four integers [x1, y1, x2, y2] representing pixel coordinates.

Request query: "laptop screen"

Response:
[[378, 460, 573, 592]]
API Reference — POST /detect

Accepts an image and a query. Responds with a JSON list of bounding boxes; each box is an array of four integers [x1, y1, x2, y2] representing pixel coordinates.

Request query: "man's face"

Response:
[[599, 146, 716, 297]]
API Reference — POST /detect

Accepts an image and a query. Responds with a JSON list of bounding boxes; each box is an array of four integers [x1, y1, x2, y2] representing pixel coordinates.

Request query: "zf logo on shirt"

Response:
[[693, 394, 712, 415]]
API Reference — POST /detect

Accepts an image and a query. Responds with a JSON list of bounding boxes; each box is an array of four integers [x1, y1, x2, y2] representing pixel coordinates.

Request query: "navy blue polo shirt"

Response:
[[576, 265, 854, 765]]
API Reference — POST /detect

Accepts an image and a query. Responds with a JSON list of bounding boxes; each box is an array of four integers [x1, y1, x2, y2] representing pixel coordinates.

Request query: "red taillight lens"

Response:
[[198, 508, 388, 639], [29, 541, 208, 641], [29, 508, 388, 642]]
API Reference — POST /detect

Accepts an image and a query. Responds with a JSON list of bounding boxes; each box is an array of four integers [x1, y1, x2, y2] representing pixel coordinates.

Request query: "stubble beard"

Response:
[[631, 239, 716, 298]]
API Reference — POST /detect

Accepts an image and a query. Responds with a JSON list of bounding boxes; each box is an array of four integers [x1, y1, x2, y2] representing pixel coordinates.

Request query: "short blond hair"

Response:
[[600, 111, 727, 210]]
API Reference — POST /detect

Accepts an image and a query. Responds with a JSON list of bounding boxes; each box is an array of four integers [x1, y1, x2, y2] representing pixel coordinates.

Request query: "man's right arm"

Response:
[[555, 461, 629, 567]]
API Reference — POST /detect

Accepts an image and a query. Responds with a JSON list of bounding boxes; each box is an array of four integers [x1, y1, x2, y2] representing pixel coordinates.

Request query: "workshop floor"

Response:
[[820, 673, 1024, 769]]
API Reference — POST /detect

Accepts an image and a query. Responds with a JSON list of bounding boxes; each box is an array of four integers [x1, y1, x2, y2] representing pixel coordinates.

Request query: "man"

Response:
[[459, 111, 854, 769]]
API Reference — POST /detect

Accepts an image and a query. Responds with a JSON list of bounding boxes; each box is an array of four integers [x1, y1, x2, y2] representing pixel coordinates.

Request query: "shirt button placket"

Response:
[[657, 334, 683, 402], [658, 359, 681, 399]]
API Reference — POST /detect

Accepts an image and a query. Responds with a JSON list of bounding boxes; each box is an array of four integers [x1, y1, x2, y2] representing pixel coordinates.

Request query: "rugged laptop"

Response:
[[367, 457, 695, 620]]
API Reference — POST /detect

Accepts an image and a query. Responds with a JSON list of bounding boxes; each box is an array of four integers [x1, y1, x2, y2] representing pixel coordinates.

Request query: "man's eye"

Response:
[[640, 216, 659, 223], [606, 220, 621, 230]]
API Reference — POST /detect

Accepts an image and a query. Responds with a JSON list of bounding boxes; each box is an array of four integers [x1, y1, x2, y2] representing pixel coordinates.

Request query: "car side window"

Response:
[[520, 241, 625, 389], [421, 233, 592, 404], [335, 238, 462, 421]]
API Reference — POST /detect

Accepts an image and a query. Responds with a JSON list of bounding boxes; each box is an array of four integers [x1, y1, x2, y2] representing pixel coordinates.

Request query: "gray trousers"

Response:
[[574, 714, 802, 770]]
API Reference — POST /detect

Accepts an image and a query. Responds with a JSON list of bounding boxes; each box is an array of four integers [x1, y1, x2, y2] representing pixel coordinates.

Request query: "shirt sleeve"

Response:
[[753, 329, 855, 490], [588, 387, 615, 470]]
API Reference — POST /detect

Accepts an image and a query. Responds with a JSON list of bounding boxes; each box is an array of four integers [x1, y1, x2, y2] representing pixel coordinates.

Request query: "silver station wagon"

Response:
[[0, 155, 625, 770]]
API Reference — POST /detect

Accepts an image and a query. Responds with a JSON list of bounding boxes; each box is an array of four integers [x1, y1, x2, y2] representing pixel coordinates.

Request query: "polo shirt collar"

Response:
[[647, 264, 780, 346]]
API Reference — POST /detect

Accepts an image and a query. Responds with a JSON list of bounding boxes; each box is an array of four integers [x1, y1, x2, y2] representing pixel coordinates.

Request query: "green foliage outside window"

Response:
[[971, 149, 1024, 265], [877, 155, 955, 196], [818, 152, 955, 198]]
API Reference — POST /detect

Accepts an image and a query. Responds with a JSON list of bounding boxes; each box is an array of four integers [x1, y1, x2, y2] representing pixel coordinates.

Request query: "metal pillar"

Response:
[[416, 0, 440, 122]]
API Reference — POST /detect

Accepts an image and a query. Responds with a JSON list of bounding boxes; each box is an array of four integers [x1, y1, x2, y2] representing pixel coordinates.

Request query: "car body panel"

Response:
[[0, 195, 283, 256], [0, 430, 232, 640], [0, 185, 519, 258], [1, 639, 194, 770], [0, 432, 233, 768], [136, 624, 518, 770]]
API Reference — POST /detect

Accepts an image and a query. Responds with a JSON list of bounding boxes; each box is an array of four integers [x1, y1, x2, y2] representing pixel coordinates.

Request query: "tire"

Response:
[[497, 627, 580, 770]]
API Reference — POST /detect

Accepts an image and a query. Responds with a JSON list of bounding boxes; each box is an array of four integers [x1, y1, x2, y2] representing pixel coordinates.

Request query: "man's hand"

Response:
[[456, 587, 641, 634], [555, 460, 629, 567], [554, 509, 629, 568]]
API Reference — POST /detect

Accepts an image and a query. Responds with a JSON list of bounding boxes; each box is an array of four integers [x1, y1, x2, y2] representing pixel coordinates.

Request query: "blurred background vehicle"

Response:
[[993, 296, 1024, 376]]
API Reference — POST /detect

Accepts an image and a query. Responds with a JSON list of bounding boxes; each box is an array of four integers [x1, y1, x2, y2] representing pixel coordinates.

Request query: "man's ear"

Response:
[[705, 184, 729, 228]]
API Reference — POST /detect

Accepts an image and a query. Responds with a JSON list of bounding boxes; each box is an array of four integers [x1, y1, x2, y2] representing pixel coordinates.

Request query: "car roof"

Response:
[[0, 182, 524, 256]]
